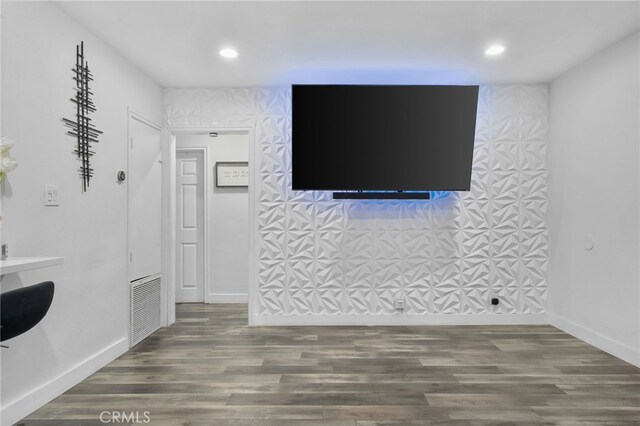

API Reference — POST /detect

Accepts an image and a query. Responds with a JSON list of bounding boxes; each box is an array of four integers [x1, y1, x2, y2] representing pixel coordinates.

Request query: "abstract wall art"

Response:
[[62, 41, 103, 191]]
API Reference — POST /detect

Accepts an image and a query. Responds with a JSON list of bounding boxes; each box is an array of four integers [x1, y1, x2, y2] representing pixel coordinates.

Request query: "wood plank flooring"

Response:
[[19, 304, 640, 425]]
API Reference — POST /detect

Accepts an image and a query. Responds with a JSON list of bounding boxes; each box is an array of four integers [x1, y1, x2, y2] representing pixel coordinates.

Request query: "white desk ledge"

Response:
[[0, 257, 64, 275]]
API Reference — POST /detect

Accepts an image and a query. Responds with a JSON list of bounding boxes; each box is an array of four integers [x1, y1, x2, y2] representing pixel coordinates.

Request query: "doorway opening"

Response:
[[171, 129, 252, 313]]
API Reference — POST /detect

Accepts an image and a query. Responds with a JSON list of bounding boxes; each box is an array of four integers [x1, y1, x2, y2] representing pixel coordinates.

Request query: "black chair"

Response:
[[1, 281, 55, 342]]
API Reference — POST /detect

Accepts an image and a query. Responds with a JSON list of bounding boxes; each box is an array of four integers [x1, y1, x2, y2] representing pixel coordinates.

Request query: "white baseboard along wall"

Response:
[[0, 338, 129, 426], [210, 293, 249, 303], [253, 313, 548, 326], [548, 312, 640, 368]]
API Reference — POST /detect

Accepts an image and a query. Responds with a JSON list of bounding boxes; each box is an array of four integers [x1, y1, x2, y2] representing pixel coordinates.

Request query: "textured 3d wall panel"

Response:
[[164, 85, 549, 318]]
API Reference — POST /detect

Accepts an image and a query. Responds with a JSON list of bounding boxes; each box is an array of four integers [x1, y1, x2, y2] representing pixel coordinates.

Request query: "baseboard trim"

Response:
[[252, 313, 547, 326], [209, 293, 248, 303], [1, 337, 129, 426], [547, 312, 639, 367]]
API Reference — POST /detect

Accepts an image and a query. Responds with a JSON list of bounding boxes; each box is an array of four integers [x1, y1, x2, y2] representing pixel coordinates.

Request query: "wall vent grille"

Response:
[[130, 274, 161, 347]]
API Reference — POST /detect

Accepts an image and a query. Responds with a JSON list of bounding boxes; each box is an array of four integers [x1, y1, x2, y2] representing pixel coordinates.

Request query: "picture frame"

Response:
[[215, 162, 249, 187]]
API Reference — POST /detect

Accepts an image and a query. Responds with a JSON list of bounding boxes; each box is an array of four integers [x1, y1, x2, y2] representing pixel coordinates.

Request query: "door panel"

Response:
[[130, 119, 162, 281], [181, 244, 198, 287], [176, 150, 205, 302]]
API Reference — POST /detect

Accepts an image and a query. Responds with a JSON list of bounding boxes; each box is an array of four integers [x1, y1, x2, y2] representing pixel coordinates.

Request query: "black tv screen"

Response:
[[292, 85, 479, 191]]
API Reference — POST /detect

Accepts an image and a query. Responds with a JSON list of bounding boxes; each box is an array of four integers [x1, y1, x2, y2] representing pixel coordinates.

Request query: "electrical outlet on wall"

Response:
[[394, 296, 405, 311]]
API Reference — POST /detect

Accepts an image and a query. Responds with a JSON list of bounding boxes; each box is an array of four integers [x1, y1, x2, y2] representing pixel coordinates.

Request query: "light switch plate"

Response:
[[44, 184, 60, 206]]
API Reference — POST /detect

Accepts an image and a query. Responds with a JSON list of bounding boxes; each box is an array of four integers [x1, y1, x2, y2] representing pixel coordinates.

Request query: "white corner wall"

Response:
[[164, 85, 550, 325], [0, 3, 162, 424], [548, 33, 640, 366]]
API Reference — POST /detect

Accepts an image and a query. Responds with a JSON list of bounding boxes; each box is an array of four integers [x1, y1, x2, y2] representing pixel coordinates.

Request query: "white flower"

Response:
[[0, 136, 17, 175], [0, 137, 14, 153], [0, 154, 17, 173]]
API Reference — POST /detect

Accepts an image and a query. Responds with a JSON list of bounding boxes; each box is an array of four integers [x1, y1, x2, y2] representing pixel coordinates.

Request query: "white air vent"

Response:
[[130, 274, 161, 347]]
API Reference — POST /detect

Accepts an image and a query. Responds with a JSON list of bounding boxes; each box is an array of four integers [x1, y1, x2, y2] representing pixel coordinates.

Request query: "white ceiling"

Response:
[[55, 1, 639, 88]]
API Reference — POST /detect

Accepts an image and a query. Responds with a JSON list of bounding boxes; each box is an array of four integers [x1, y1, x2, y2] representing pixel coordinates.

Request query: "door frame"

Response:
[[126, 108, 164, 333], [175, 147, 208, 304], [166, 126, 256, 326]]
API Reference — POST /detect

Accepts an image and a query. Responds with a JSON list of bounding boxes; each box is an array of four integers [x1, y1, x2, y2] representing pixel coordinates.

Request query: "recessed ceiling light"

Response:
[[484, 45, 505, 56], [219, 48, 239, 59]]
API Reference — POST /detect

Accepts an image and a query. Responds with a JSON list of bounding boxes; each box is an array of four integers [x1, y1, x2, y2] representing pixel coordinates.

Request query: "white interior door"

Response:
[[129, 117, 162, 281], [176, 150, 205, 302]]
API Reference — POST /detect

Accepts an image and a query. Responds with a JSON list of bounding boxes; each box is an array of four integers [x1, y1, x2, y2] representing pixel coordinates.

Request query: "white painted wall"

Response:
[[548, 33, 640, 366], [0, 3, 162, 424], [177, 133, 249, 302]]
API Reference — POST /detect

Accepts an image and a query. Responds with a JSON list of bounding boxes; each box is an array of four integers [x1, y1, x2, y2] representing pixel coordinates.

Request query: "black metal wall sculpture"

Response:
[[62, 41, 102, 191]]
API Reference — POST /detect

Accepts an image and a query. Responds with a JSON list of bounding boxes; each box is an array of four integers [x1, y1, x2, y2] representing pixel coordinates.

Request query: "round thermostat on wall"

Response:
[[584, 234, 595, 251], [117, 170, 126, 183]]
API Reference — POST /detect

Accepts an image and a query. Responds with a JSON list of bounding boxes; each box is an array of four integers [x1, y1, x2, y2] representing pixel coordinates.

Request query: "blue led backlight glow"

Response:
[[328, 190, 453, 201], [276, 67, 478, 86]]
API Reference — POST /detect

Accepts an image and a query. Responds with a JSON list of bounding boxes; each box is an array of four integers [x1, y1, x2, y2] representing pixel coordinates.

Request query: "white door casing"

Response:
[[176, 150, 205, 302], [162, 129, 177, 325]]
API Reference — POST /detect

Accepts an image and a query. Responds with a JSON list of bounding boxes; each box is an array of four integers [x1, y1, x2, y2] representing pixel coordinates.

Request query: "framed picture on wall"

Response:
[[215, 162, 249, 187]]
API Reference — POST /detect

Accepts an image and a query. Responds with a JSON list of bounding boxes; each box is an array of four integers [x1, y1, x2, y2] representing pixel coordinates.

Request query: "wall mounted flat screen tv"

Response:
[[292, 85, 479, 192]]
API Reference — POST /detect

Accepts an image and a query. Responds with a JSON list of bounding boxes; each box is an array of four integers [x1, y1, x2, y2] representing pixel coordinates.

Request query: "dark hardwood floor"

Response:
[[19, 304, 640, 425]]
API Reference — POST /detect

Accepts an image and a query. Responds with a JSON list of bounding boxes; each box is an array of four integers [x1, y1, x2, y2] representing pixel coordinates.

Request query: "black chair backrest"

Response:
[[1, 281, 55, 342]]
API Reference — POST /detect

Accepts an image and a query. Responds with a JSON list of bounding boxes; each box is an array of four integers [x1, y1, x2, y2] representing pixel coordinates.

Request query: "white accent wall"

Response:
[[548, 33, 640, 367], [164, 85, 550, 324], [0, 3, 162, 424]]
